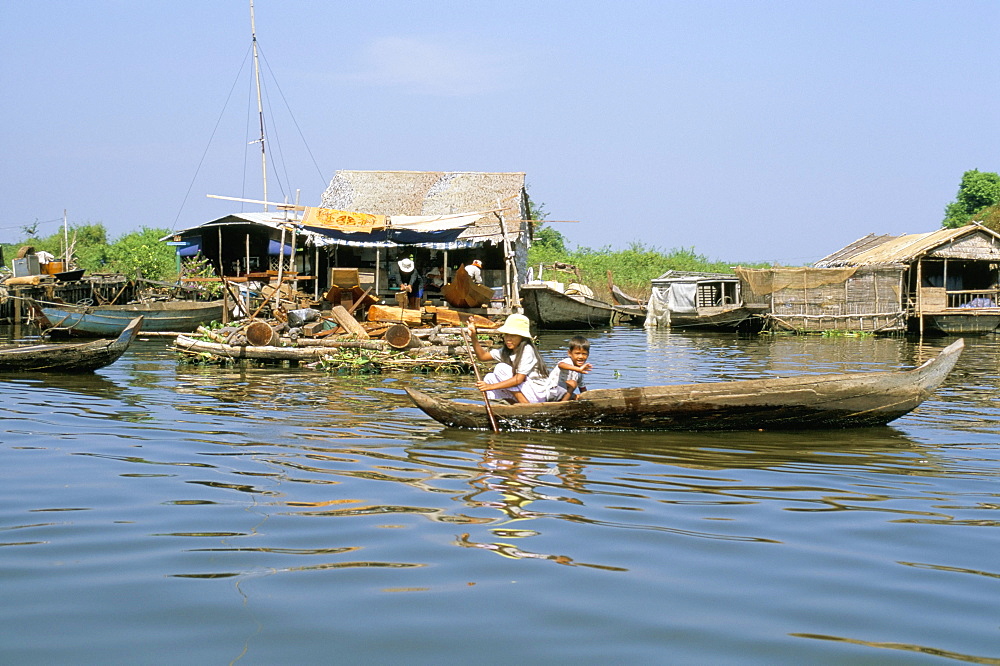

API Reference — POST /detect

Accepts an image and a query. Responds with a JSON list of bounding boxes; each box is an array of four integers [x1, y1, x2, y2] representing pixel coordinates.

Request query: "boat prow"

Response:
[[405, 338, 964, 432]]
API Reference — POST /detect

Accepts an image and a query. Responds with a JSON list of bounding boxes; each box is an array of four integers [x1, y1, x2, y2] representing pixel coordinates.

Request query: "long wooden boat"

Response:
[[519, 283, 622, 329], [0, 316, 143, 372], [37, 299, 225, 336], [406, 338, 964, 432]]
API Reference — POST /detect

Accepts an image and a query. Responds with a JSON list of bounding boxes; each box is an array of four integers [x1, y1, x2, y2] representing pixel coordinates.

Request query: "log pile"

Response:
[[172, 301, 500, 374]]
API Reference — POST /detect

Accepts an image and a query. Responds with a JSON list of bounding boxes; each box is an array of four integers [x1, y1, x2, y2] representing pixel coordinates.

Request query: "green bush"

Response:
[[105, 227, 176, 280]]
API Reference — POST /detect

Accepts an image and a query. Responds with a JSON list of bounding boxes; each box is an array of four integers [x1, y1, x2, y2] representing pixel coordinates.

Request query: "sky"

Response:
[[2, 0, 999, 265]]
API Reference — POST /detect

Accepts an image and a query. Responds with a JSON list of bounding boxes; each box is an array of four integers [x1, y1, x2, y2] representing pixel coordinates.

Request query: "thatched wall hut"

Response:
[[736, 266, 906, 332]]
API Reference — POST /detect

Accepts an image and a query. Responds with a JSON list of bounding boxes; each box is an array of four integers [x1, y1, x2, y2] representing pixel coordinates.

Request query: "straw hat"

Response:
[[397, 257, 415, 273], [495, 313, 532, 338]]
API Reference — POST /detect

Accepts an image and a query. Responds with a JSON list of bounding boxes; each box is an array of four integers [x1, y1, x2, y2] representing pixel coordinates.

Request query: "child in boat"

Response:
[[468, 314, 550, 403], [548, 335, 592, 401]]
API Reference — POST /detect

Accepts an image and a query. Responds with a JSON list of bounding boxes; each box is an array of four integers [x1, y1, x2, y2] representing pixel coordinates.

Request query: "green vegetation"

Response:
[[528, 223, 769, 298], [944, 169, 1000, 230], [3, 223, 177, 280]]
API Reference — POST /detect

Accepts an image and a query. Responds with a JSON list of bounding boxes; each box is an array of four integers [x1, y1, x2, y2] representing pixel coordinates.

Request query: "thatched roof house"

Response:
[[813, 223, 1000, 334], [320, 170, 530, 250], [318, 170, 532, 304]]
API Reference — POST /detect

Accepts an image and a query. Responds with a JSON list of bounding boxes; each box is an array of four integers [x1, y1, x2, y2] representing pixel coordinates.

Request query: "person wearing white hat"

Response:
[[464, 259, 483, 285], [467, 314, 550, 403], [397, 254, 421, 309]]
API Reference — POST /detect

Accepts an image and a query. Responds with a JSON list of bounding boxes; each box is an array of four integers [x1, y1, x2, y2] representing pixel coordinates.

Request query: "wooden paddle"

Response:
[[462, 326, 499, 432]]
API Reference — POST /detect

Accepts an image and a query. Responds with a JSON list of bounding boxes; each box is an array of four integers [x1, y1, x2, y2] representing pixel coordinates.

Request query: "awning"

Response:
[[300, 209, 483, 248]]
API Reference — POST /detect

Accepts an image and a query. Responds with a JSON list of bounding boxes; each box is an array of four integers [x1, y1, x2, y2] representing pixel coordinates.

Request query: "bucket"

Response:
[[42, 261, 65, 275]]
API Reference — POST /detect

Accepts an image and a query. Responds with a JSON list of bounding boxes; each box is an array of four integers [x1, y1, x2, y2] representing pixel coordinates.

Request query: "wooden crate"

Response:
[[330, 268, 360, 288]]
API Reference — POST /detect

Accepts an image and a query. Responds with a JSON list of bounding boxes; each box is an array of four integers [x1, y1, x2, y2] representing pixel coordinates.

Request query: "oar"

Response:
[[462, 327, 499, 432]]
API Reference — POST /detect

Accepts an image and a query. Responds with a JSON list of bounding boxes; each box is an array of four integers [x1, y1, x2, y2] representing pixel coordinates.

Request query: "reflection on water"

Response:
[[1, 331, 999, 663]]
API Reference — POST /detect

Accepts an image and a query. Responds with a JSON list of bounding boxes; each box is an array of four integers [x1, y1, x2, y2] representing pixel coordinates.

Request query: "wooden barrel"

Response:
[[384, 324, 413, 349], [245, 320, 278, 346]]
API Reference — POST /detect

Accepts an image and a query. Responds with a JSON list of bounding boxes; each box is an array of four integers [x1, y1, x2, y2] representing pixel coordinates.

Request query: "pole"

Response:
[[249, 0, 268, 209], [62, 209, 69, 265], [462, 328, 499, 432]]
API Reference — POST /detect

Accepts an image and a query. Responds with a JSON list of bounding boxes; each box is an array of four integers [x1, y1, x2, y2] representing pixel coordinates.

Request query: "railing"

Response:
[[947, 289, 1000, 309]]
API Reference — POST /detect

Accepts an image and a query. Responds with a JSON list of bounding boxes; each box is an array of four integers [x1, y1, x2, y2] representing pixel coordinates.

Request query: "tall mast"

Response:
[[250, 0, 268, 210]]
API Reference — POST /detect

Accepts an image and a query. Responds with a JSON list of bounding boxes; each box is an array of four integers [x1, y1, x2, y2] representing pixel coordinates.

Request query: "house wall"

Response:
[[739, 266, 906, 332]]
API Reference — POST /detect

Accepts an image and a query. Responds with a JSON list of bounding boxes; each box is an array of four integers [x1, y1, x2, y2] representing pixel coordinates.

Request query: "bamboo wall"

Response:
[[738, 266, 906, 333]]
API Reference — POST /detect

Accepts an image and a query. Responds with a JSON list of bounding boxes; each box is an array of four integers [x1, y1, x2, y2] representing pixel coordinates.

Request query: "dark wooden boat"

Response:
[[519, 282, 624, 329], [37, 299, 224, 336], [405, 338, 964, 432], [0, 316, 143, 372]]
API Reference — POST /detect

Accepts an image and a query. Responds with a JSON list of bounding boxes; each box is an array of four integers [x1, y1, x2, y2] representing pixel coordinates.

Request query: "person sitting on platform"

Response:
[[468, 314, 550, 404], [424, 267, 444, 294]]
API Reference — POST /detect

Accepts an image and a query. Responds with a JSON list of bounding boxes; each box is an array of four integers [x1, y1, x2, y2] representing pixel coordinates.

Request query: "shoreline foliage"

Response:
[[528, 221, 770, 299]]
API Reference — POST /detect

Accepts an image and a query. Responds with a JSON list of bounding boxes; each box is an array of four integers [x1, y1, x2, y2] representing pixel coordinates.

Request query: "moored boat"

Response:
[[37, 299, 225, 336], [406, 338, 964, 432], [645, 270, 766, 331], [519, 282, 623, 330], [0, 316, 143, 372], [929, 313, 1000, 335]]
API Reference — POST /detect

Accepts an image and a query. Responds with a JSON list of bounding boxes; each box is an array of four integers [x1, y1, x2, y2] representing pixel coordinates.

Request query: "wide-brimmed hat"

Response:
[[495, 313, 532, 338], [397, 258, 415, 273]]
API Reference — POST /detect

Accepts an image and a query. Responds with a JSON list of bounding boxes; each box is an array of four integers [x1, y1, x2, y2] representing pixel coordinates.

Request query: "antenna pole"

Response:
[[250, 0, 268, 210]]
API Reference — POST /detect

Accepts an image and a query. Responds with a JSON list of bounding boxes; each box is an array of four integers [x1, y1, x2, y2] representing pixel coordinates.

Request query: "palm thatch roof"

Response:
[[815, 223, 1000, 267], [320, 170, 530, 245]]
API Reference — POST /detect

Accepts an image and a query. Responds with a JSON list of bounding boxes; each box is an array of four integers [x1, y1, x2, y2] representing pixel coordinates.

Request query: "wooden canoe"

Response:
[[405, 338, 964, 432], [38, 299, 225, 336], [0, 316, 143, 372]]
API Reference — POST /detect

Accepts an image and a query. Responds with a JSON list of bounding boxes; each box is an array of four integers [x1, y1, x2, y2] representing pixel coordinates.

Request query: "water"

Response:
[[1, 328, 999, 664]]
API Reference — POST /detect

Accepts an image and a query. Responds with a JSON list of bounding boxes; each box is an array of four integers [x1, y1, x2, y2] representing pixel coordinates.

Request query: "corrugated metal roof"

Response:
[[815, 224, 1000, 267]]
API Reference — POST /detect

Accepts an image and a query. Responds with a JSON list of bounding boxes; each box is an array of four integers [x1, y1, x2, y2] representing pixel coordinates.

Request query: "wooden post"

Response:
[[917, 259, 924, 337], [274, 226, 285, 310]]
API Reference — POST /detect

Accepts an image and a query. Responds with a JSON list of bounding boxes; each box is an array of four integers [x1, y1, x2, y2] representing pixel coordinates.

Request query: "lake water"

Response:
[[1, 327, 998, 664]]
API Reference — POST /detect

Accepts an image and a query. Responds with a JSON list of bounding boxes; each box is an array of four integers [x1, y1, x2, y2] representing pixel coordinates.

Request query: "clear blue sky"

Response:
[[2, 1, 998, 265]]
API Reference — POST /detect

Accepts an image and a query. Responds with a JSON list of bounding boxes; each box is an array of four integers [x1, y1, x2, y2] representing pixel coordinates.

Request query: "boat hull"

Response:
[[519, 284, 618, 330], [406, 338, 963, 432], [40, 300, 225, 335], [0, 316, 143, 372], [930, 313, 1000, 335]]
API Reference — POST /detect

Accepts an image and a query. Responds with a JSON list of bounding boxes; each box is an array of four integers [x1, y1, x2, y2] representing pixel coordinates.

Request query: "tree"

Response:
[[943, 169, 1000, 228], [105, 227, 176, 280]]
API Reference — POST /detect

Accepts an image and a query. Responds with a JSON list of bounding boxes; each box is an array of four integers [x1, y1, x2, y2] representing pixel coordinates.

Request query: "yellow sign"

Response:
[[302, 207, 387, 233]]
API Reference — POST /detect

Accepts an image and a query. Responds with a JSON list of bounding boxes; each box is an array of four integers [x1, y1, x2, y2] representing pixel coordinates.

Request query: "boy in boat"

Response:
[[467, 314, 550, 404], [548, 335, 592, 401]]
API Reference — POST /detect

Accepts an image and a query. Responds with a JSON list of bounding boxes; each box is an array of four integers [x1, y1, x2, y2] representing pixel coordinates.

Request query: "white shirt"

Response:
[[465, 264, 483, 284]]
